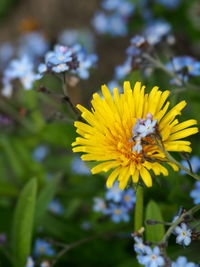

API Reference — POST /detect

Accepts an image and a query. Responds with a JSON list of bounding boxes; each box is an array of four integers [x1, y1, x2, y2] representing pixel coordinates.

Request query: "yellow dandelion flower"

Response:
[[72, 81, 198, 189]]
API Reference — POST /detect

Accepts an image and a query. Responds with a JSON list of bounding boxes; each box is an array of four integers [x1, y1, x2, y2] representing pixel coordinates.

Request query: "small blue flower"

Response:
[[48, 200, 64, 215], [73, 45, 97, 79], [172, 256, 198, 267], [47, 45, 73, 65], [18, 31, 49, 59], [174, 223, 192, 246], [144, 19, 171, 45], [4, 56, 34, 79], [107, 203, 130, 223], [108, 14, 128, 36], [134, 236, 148, 254], [137, 246, 165, 267], [180, 156, 200, 175], [52, 63, 69, 73], [107, 80, 123, 94], [81, 221, 92, 230], [4, 56, 37, 90], [92, 12, 109, 34], [40, 261, 50, 267], [0, 42, 14, 66], [71, 156, 90, 175], [115, 58, 132, 80], [26, 257, 35, 267], [116, 1, 135, 17], [190, 181, 200, 204], [105, 181, 123, 202], [93, 197, 107, 213], [122, 188, 136, 209], [32, 146, 49, 162], [34, 239, 55, 257], [167, 56, 200, 77]]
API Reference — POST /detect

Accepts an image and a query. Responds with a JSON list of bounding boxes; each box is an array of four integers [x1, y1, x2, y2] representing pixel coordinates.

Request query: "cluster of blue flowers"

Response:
[[26, 238, 55, 267], [26, 257, 50, 267], [93, 181, 136, 223], [1, 29, 97, 97], [92, 0, 134, 36], [134, 236, 165, 267], [166, 56, 200, 86], [114, 19, 172, 81], [133, 236, 198, 267]]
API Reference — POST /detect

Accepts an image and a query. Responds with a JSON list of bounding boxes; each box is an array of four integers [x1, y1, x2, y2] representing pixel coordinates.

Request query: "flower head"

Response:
[[172, 256, 198, 267], [106, 203, 130, 223], [34, 239, 55, 257], [134, 236, 148, 254], [72, 81, 198, 189], [105, 181, 123, 202], [137, 246, 165, 267], [174, 223, 192, 246], [190, 181, 200, 204], [122, 188, 136, 209], [26, 257, 35, 267]]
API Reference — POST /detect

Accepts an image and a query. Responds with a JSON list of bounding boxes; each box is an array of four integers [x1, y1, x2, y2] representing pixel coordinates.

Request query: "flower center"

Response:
[[124, 195, 130, 201], [114, 209, 122, 215], [151, 255, 157, 260], [182, 231, 186, 236]]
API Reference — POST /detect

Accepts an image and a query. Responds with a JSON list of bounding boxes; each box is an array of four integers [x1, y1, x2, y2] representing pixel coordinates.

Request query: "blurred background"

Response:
[[0, 0, 200, 266]]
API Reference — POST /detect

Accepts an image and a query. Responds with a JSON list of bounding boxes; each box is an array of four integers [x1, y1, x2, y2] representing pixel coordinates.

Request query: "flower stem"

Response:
[[160, 203, 200, 245], [156, 139, 200, 181], [134, 185, 144, 232]]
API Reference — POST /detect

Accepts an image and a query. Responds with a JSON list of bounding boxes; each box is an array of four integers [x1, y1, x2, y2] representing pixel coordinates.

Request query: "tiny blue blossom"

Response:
[[92, 12, 109, 34], [32, 146, 49, 162], [72, 44, 97, 79], [137, 246, 165, 267], [134, 236, 148, 254], [116, 1, 135, 17], [93, 197, 107, 213], [47, 45, 73, 65], [105, 181, 123, 202], [190, 181, 200, 204], [18, 31, 49, 59], [101, 0, 121, 11], [172, 256, 198, 267], [4, 56, 37, 90], [107, 203, 130, 223], [48, 200, 64, 215], [107, 80, 123, 94], [0, 42, 14, 66], [180, 156, 200, 175], [26, 257, 35, 267], [40, 261, 50, 267], [122, 188, 136, 209], [174, 223, 192, 246], [34, 239, 55, 257], [144, 19, 171, 45], [132, 136, 142, 153], [108, 14, 128, 36], [167, 56, 200, 77], [115, 58, 132, 80], [71, 156, 90, 175]]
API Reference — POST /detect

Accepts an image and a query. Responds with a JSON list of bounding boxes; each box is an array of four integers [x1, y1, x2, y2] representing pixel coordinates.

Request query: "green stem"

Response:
[[155, 139, 200, 182], [160, 203, 200, 245], [134, 185, 144, 232]]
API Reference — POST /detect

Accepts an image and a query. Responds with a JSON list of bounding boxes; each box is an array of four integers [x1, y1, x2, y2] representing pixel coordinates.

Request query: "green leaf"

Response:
[[12, 178, 37, 267], [145, 200, 165, 242], [34, 173, 62, 227]]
